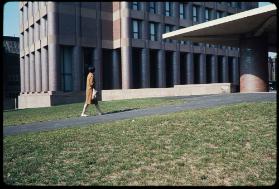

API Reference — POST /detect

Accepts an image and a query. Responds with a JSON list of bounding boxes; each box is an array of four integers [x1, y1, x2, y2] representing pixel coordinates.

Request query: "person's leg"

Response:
[[81, 104, 89, 116], [93, 99, 103, 115]]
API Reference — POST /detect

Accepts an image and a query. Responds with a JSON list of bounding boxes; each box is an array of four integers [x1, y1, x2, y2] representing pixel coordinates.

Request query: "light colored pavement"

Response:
[[3, 92, 276, 136]]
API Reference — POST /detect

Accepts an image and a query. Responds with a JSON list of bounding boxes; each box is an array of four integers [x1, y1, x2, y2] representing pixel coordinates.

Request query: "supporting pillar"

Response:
[[30, 52, 35, 92], [41, 47, 49, 92], [240, 36, 268, 92], [186, 52, 194, 84], [35, 50, 42, 92], [73, 46, 81, 91], [112, 49, 121, 89], [210, 55, 218, 83], [231, 57, 239, 92], [48, 2, 59, 92], [199, 53, 206, 84], [141, 48, 150, 88], [221, 56, 229, 83], [24, 55, 30, 92], [93, 48, 102, 91], [157, 49, 166, 88], [172, 51, 180, 85], [95, 2, 102, 92], [20, 57, 25, 93], [121, 2, 132, 89]]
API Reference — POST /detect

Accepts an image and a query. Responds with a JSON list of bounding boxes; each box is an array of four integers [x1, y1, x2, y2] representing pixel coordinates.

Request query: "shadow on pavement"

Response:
[[102, 108, 138, 115]]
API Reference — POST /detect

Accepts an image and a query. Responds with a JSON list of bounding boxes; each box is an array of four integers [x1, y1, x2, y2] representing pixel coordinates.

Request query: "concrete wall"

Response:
[[101, 83, 231, 101]]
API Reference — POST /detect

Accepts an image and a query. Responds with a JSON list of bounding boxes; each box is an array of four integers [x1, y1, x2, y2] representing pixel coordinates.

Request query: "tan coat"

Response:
[[85, 72, 94, 104]]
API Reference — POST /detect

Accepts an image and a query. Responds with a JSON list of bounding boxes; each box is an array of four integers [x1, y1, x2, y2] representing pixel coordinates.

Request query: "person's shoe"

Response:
[[81, 114, 88, 117]]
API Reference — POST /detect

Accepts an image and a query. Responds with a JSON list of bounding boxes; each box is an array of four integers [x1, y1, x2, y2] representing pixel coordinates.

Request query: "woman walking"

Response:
[[81, 66, 103, 117]]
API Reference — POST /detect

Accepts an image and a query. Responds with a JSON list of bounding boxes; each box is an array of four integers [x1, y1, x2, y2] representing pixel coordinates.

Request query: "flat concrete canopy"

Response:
[[162, 4, 277, 52]]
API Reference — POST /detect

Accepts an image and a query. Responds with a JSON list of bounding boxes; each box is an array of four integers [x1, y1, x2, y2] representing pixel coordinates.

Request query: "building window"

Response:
[[179, 3, 186, 19], [193, 5, 199, 22], [217, 11, 223, 19], [60, 46, 73, 92], [149, 22, 157, 41], [237, 2, 242, 9], [179, 26, 186, 45], [165, 24, 173, 42], [131, 2, 140, 10], [165, 2, 172, 17], [205, 8, 211, 21], [132, 19, 141, 39], [149, 2, 156, 14]]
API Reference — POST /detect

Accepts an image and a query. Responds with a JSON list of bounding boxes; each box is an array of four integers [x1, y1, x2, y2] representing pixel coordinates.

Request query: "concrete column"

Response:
[[187, 2, 193, 25], [34, 21, 39, 42], [172, 51, 180, 85], [231, 57, 239, 92], [41, 47, 49, 92], [40, 16, 46, 38], [73, 46, 81, 91], [186, 52, 194, 84], [30, 53, 35, 92], [231, 57, 239, 85], [210, 55, 218, 83], [157, 49, 166, 88], [29, 26, 34, 46], [221, 56, 229, 82], [112, 49, 121, 89], [121, 2, 132, 89], [199, 53, 206, 84], [141, 2, 148, 41], [240, 36, 268, 92], [35, 50, 42, 92], [141, 48, 150, 88], [93, 48, 102, 91], [47, 2, 59, 92], [92, 2, 102, 92], [20, 58, 25, 92], [72, 2, 81, 92], [24, 55, 30, 92], [199, 4, 205, 23]]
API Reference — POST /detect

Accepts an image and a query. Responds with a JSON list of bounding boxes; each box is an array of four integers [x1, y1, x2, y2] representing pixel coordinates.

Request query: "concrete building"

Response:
[[3, 36, 20, 110], [163, 4, 277, 93], [18, 2, 258, 109]]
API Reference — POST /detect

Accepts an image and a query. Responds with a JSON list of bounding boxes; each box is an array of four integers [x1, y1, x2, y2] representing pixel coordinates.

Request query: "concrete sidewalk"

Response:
[[3, 92, 276, 136]]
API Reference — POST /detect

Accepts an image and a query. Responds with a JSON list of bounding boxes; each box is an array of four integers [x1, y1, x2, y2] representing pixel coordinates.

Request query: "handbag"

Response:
[[92, 88, 98, 99]]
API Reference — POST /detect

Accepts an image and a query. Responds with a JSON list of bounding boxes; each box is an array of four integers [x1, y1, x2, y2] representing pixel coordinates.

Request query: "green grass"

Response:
[[3, 102, 276, 186], [3, 97, 184, 126]]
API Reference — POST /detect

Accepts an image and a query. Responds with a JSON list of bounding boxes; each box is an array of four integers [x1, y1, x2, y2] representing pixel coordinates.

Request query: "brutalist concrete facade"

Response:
[[18, 2, 258, 109]]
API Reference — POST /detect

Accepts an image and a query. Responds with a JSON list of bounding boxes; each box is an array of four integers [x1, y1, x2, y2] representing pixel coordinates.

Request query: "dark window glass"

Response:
[[193, 5, 199, 22], [131, 2, 140, 10], [149, 2, 156, 14], [165, 2, 172, 16], [60, 46, 73, 92], [179, 3, 186, 19], [217, 11, 223, 18], [165, 24, 173, 42], [149, 22, 157, 41], [205, 8, 211, 21], [132, 19, 140, 39]]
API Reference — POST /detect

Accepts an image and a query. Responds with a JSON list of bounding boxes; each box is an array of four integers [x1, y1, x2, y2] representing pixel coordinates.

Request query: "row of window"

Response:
[[132, 19, 228, 44], [21, 16, 48, 50], [131, 2, 241, 17]]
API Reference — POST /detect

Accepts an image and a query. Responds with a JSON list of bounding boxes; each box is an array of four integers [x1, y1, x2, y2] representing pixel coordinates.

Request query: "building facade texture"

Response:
[[19, 2, 258, 106]]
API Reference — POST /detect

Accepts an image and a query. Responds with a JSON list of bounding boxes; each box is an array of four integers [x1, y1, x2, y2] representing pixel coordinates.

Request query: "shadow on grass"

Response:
[[102, 108, 138, 115]]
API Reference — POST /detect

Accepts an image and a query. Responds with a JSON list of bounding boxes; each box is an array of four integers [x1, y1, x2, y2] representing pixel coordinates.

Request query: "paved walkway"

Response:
[[3, 92, 276, 136]]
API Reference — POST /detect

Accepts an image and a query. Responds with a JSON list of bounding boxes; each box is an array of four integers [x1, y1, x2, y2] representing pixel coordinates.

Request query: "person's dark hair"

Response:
[[88, 66, 95, 73]]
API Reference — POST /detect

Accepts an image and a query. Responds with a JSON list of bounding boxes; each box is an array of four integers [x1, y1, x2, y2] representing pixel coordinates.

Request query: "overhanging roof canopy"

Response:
[[162, 4, 277, 52]]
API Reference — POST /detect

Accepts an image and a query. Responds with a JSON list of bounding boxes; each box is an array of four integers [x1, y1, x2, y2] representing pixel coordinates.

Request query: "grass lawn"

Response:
[[3, 102, 276, 186], [3, 97, 184, 126]]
